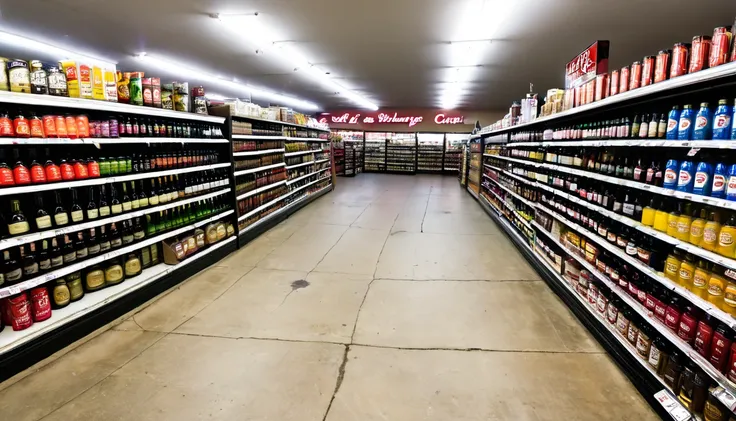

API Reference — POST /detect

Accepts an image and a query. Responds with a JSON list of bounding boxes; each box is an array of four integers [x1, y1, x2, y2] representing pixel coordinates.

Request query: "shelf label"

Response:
[[687, 148, 700, 157], [712, 386, 736, 411], [654, 390, 691, 421]]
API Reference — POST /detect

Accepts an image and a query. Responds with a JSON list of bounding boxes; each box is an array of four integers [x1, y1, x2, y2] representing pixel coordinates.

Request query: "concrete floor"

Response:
[[0, 174, 659, 421]]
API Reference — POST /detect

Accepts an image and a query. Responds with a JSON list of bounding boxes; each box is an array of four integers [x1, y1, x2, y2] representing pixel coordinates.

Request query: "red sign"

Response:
[[565, 41, 610, 89], [319, 112, 464, 127]]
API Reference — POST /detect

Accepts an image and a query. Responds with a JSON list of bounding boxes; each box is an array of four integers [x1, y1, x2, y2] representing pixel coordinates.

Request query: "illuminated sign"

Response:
[[320, 112, 465, 127], [565, 40, 609, 89]]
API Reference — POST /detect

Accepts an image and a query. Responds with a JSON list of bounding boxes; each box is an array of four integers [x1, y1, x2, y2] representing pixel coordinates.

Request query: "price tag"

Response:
[[93, 141, 101, 149], [712, 386, 736, 411], [687, 148, 700, 156], [8, 285, 20, 295], [642, 184, 651, 190]]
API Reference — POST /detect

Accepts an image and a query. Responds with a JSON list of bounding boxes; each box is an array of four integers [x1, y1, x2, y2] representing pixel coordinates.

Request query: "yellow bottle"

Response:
[[676, 203, 693, 242], [702, 210, 722, 252], [723, 278, 736, 316], [677, 253, 696, 290], [689, 208, 706, 246], [708, 263, 727, 309], [692, 260, 710, 299], [641, 197, 656, 227], [717, 213, 736, 258], [664, 250, 683, 282], [667, 203, 681, 238], [653, 199, 669, 232]]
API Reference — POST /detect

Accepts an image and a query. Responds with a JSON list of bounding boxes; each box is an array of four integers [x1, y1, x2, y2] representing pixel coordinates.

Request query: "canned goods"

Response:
[[620, 66, 630, 93], [630, 61, 642, 90], [690, 35, 711, 73], [670, 43, 689, 78], [655, 50, 670, 83], [610, 70, 620, 95], [642, 56, 655, 87], [710, 26, 733, 68]]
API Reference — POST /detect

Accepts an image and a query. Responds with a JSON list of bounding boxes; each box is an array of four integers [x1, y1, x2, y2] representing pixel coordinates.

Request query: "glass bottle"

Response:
[[86, 186, 98, 220], [98, 185, 111, 217], [717, 213, 736, 258], [104, 256, 125, 286], [33, 193, 52, 231], [8, 199, 30, 235]]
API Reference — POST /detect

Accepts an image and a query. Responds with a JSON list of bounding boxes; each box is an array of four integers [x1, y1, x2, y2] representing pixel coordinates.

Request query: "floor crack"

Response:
[[321, 345, 350, 421]]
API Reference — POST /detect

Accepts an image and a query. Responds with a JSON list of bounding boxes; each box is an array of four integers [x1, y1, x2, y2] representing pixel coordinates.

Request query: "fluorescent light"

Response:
[[0, 30, 117, 67], [218, 13, 379, 111], [136, 54, 320, 111]]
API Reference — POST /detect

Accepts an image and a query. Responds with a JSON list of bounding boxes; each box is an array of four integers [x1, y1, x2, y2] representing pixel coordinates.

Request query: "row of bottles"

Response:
[[234, 168, 287, 197], [0, 147, 220, 187], [237, 185, 288, 216], [3, 169, 230, 238], [0, 195, 229, 287]]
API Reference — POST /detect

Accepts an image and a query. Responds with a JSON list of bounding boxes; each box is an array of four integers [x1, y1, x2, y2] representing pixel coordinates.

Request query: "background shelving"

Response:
[[417, 133, 444, 173]]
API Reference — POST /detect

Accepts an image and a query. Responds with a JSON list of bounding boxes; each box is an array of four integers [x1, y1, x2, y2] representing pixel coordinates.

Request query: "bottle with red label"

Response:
[[710, 324, 732, 373], [29, 286, 51, 322], [87, 157, 100, 178], [694, 315, 714, 358], [54, 115, 68, 138], [43, 148, 61, 183], [29, 112, 44, 138], [12, 149, 30, 185], [64, 115, 78, 139], [0, 110, 14, 137], [73, 158, 89, 179], [13, 111, 30, 138], [28, 149, 46, 184], [6, 293, 33, 331], [0, 149, 14, 187], [677, 305, 700, 345], [664, 295, 682, 331], [58, 156, 75, 181], [42, 115, 57, 138]]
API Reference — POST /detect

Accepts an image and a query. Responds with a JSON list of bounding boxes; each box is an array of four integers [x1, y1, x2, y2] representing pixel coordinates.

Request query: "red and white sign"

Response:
[[565, 41, 610, 89], [320, 111, 465, 127]]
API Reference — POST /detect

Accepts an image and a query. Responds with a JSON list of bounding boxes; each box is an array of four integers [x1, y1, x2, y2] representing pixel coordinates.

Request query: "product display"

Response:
[[417, 133, 443, 173]]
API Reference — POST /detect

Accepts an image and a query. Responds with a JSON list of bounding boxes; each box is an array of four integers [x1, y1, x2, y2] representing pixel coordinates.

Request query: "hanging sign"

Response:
[[565, 41, 610, 89], [320, 111, 465, 127]]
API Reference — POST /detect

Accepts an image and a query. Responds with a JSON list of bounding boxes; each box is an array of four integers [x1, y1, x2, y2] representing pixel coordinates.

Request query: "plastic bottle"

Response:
[[676, 203, 693, 241], [689, 208, 706, 246], [667, 106, 680, 140], [653, 199, 670, 232], [641, 197, 656, 227], [692, 260, 711, 299], [727, 164, 736, 201], [667, 203, 681, 238], [702, 211, 722, 252], [664, 250, 683, 282], [707, 264, 726, 308], [716, 213, 736, 258], [711, 161, 727, 198], [676, 160, 695, 193], [712, 99, 732, 140], [692, 102, 712, 140], [678, 253, 696, 290], [678, 104, 695, 140], [731, 98, 736, 140], [693, 161, 713, 196], [663, 159, 679, 189]]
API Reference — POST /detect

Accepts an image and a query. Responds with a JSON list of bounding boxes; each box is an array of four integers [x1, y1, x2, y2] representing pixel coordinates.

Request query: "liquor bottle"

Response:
[[75, 230, 88, 260], [138, 180, 149, 207], [104, 256, 125, 286], [140, 243, 152, 269], [50, 237, 62, 268], [83, 187, 97, 222], [130, 181, 140, 210], [133, 217, 145, 240], [3, 249, 21, 285], [98, 185, 111, 217], [8, 199, 30, 235], [124, 251, 141, 278], [176, 174, 184, 199], [156, 210, 166, 232], [38, 239, 50, 273], [84, 262, 105, 292], [149, 178, 159, 206], [53, 190, 69, 227], [110, 183, 122, 215], [34, 193, 52, 231], [70, 188, 84, 223], [146, 213, 157, 236], [121, 219, 134, 245], [121, 182, 132, 212], [168, 175, 178, 201], [109, 222, 122, 249], [157, 177, 168, 204], [98, 225, 111, 252], [62, 234, 76, 264], [21, 242, 38, 278], [87, 227, 100, 257]]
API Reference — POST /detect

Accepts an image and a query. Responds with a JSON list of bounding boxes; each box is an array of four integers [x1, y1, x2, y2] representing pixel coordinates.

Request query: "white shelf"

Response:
[[533, 222, 736, 412], [232, 134, 286, 140], [487, 178, 535, 208], [0, 90, 225, 123], [286, 168, 330, 185], [236, 180, 286, 201], [0, 163, 230, 197], [239, 184, 332, 235], [230, 114, 330, 132], [0, 235, 236, 356], [285, 161, 316, 170], [233, 162, 286, 176], [484, 187, 533, 231], [484, 61, 736, 136], [536, 203, 736, 331], [285, 137, 329, 142], [479, 194, 532, 249], [0, 187, 231, 253], [233, 148, 285, 157], [289, 176, 331, 195], [86, 137, 229, 145], [0, 209, 234, 299], [237, 193, 290, 222], [506, 139, 736, 149], [284, 150, 317, 157]]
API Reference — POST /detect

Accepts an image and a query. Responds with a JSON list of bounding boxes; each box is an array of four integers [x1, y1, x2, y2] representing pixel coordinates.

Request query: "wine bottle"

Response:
[[121, 182, 132, 212], [8, 199, 30, 235], [163, 209, 172, 230], [87, 227, 100, 257], [86, 186, 99, 220], [109, 222, 122, 249], [157, 177, 168, 204], [149, 178, 159, 206], [34, 193, 52, 231], [104, 256, 125, 286], [75, 230, 88, 260], [156, 210, 166, 233], [62, 234, 76, 264], [53, 190, 69, 227], [176, 174, 184, 199], [50, 237, 63, 268], [133, 217, 145, 240], [38, 239, 50, 273], [129, 181, 139, 210], [98, 225, 111, 252], [146, 213, 157, 236], [169, 175, 178, 201], [3, 249, 21, 285], [140, 243, 152, 269], [21, 242, 38, 277], [70, 188, 84, 223], [98, 185, 111, 217], [138, 180, 149, 207], [121, 219, 134, 245], [110, 183, 122, 215], [124, 251, 142, 278]]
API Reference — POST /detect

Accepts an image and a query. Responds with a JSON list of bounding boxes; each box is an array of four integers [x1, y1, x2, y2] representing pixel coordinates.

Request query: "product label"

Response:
[[664, 168, 677, 185], [125, 259, 141, 276], [50, 255, 63, 267], [713, 174, 726, 192], [111, 204, 123, 214], [71, 210, 84, 223], [695, 115, 708, 130], [622, 203, 634, 216], [720, 231, 734, 246], [694, 171, 709, 188], [87, 208, 99, 219], [35, 215, 52, 229], [627, 325, 638, 343], [63, 251, 76, 264], [105, 265, 124, 283], [678, 170, 692, 186], [85, 270, 105, 289], [54, 213, 69, 226], [122, 202, 132, 212], [607, 305, 618, 324], [99, 206, 110, 217], [8, 221, 30, 235], [715, 114, 731, 130], [679, 118, 692, 131], [636, 335, 650, 356], [647, 345, 661, 368]]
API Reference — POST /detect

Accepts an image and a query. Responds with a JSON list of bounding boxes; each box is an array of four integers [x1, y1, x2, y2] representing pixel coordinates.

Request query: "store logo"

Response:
[[319, 111, 464, 127]]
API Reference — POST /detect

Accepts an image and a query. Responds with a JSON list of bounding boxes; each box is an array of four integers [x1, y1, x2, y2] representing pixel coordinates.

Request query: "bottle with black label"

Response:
[[121, 219, 134, 245], [62, 234, 76, 264], [38, 239, 51, 273], [121, 182, 132, 212], [22, 242, 39, 277], [109, 222, 122, 249], [70, 188, 84, 223], [86, 186, 98, 220], [8, 199, 30, 236], [53, 190, 69, 227], [75, 230, 88, 260], [34, 193, 52, 231], [50, 237, 63, 268], [98, 225, 111, 252], [133, 217, 145, 240], [3, 249, 21, 285], [87, 227, 100, 257]]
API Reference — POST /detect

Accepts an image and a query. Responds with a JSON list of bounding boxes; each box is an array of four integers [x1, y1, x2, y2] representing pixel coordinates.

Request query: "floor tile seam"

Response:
[[349, 278, 376, 343], [525, 281, 576, 353], [308, 223, 354, 272], [36, 331, 169, 421], [320, 345, 350, 421], [346, 200, 372, 228], [419, 185, 432, 233]]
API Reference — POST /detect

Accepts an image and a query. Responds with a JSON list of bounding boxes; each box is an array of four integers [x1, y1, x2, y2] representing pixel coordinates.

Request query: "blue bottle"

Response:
[[712, 161, 727, 198], [693, 161, 713, 195], [664, 159, 679, 189], [678, 104, 695, 140], [677, 160, 695, 192], [731, 99, 736, 140], [666, 106, 680, 140], [693, 102, 712, 140], [713, 99, 733, 140], [727, 164, 736, 201]]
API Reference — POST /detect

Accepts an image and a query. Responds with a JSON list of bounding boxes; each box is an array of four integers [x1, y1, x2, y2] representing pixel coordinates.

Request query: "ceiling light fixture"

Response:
[[216, 13, 379, 111], [135, 54, 320, 111], [0, 30, 117, 67]]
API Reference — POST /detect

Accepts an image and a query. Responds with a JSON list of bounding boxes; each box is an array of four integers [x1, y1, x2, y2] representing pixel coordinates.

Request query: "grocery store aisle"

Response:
[[0, 174, 658, 421]]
